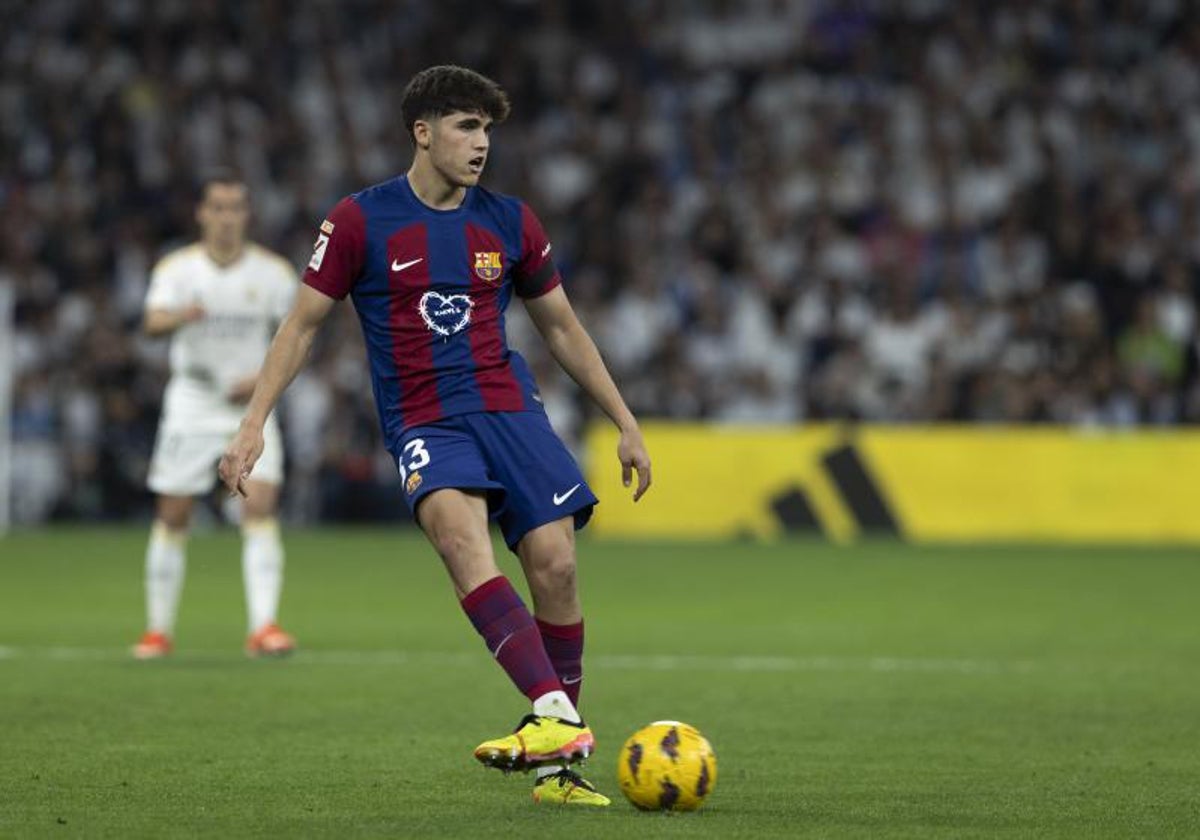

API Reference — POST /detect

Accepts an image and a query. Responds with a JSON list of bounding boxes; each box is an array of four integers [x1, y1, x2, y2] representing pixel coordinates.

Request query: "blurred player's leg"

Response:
[[240, 480, 294, 657], [135, 496, 193, 659], [241, 517, 283, 631]]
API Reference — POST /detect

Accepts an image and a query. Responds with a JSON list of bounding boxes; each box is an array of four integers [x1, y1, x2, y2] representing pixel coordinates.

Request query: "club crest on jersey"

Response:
[[418, 291, 474, 337], [406, 471, 422, 495], [474, 251, 502, 282]]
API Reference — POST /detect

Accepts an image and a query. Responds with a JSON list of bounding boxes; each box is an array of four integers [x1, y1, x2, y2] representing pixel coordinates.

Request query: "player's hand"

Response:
[[179, 303, 206, 325], [219, 423, 264, 498], [618, 424, 652, 502], [227, 375, 258, 404]]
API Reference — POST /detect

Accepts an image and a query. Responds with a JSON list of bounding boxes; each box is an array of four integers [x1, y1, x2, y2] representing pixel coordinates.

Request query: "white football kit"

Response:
[[145, 243, 297, 495]]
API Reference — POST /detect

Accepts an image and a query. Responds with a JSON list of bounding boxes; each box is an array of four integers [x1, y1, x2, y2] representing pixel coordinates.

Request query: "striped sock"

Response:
[[537, 618, 584, 707], [461, 576, 564, 702]]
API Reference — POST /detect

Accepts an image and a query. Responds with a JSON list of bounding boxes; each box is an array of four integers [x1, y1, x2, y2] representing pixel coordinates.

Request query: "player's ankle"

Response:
[[532, 690, 581, 724]]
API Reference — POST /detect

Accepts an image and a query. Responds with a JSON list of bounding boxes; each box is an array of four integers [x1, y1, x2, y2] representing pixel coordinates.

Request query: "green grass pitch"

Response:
[[1, 528, 1198, 838]]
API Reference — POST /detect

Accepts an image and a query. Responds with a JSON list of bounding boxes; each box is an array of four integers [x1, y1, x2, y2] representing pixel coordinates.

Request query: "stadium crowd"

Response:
[[4, 0, 1200, 522]]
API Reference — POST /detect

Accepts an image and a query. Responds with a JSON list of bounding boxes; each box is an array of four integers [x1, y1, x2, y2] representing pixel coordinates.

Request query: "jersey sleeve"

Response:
[[144, 252, 185, 311], [512, 203, 562, 299], [302, 197, 367, 300]]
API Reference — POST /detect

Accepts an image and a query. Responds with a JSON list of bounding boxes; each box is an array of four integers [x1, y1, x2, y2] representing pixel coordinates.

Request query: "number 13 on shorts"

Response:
[[398, 438, 431, 486]]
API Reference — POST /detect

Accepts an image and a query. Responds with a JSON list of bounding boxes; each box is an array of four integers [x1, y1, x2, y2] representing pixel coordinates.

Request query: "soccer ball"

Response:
[[616, 721, 717, 811]]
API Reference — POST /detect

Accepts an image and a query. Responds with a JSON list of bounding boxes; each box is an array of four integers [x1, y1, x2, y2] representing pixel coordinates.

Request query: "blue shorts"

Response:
[[392, 411, 597, 550]]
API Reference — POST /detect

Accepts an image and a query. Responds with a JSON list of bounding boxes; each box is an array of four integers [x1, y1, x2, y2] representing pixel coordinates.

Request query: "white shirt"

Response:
[[145, 243, 297, 432]]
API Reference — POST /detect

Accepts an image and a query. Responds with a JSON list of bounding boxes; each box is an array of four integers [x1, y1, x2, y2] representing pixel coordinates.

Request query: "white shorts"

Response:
[[147, 421, 283, 496]]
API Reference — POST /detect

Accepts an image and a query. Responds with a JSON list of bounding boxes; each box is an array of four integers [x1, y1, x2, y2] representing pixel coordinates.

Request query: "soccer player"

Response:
[[218, 66, 651, 806], [134, 172, 298, 660]]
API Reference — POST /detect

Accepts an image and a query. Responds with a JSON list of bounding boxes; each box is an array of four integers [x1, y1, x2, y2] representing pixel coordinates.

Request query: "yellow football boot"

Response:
[[474, 714, 595, 771], [532, 769, 611, 807]]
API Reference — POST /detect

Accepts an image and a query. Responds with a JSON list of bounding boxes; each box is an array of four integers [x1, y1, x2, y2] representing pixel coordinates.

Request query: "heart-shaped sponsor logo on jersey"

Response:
[[418, 291, 474, 337]]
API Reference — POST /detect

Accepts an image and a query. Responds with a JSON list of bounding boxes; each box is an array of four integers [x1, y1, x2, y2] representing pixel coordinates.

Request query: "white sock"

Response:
[[241, 518, 284, 632], [536, 763, 567, 780], [145, 521, 187, 635], [532, 689, 581, 724]]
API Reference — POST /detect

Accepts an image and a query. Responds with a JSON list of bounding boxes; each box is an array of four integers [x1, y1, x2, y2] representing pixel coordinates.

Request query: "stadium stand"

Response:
[[3, 1, 1199, 522]]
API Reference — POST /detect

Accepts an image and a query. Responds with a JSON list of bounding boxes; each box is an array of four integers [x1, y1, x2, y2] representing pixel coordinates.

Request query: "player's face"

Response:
[[425, 111, 492, 188], [196, 183, 250, 249]]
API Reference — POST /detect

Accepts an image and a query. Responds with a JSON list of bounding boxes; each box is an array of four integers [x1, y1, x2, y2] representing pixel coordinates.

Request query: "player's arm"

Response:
[[142, 257, 204, 336], [143, 304, 206, 336], [524, 286, 652, 501], [219, 285, 336, 496]]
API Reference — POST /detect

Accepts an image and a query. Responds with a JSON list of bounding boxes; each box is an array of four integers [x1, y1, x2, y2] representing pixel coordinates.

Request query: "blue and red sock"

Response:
[[537, 618, 584, 707], [460, 576, 562, 701]]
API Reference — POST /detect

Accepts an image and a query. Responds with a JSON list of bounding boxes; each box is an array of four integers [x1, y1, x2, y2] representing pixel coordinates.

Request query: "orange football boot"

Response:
[[132, 630, 172, 660], [245, 623, 296, 658]]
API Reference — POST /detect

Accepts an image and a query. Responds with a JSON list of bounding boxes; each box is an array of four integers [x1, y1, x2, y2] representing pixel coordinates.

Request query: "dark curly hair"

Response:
[[400, 65, 511, 142]]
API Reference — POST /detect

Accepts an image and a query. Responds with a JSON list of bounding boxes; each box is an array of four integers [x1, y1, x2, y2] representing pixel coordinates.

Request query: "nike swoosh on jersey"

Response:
[[561, 675, 583, 685], [392, 257, 423, 272], [553, 484, 582, 506]]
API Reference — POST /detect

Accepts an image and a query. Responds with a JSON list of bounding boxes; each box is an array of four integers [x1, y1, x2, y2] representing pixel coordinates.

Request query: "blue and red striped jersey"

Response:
[[302, 175, 561, 448]]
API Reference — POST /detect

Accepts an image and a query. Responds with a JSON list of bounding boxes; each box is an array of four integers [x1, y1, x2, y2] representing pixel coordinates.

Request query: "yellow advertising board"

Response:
[[584, 423, 1200, 543]]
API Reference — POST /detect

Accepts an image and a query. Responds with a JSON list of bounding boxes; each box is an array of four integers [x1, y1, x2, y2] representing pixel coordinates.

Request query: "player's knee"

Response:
[[428, 523, 487, 565], [242, 498, 276, 521], [241, 483, 279, 520], [155, 501, 192, 531], [529, 549, 577, 596]]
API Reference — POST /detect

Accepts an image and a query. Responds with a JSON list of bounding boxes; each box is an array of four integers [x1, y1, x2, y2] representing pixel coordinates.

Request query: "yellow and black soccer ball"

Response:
[[616, 720, 717, 811]]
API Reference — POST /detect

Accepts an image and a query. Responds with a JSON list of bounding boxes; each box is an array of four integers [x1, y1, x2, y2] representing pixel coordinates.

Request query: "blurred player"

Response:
[[134, 172, 298, 660], [219, 66, 651, 806]]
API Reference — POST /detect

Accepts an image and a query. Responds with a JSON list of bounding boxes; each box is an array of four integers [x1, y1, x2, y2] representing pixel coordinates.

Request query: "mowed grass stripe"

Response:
[[0, 644, 1046, 674]]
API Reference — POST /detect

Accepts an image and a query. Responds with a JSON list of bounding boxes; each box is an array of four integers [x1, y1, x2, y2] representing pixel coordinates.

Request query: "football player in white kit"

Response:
[[134, 172, 299, 659]]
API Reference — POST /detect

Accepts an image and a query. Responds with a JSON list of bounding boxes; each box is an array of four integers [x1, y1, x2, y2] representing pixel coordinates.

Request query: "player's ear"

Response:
[[413, 120, 432, 151]]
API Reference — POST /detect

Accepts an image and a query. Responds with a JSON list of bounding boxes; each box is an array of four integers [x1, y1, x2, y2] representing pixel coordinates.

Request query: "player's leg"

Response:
[[397, 422, 591, 770], [415, 486, 592, 771], [240, 479, 294, 657], [458, 412, 605, 800], [417, 487, 501, 596], [238, 420, 294, 657], [421, 487, 568, 707], [517, 516, 585, 707], [137, 426, 219, 659], [240, 480, 282, 634], [135, 493, 194, 659], [515, 518, 606, 804], [475, 410, 596, 712]]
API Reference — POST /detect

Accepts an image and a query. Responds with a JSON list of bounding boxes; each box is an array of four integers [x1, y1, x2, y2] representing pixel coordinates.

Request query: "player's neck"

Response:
[[406, 162, 467, 211], [202, 240, 246, 268]]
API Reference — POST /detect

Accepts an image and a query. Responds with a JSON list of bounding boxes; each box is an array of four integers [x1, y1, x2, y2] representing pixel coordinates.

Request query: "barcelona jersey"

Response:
[[302, 176, 560, 450]]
